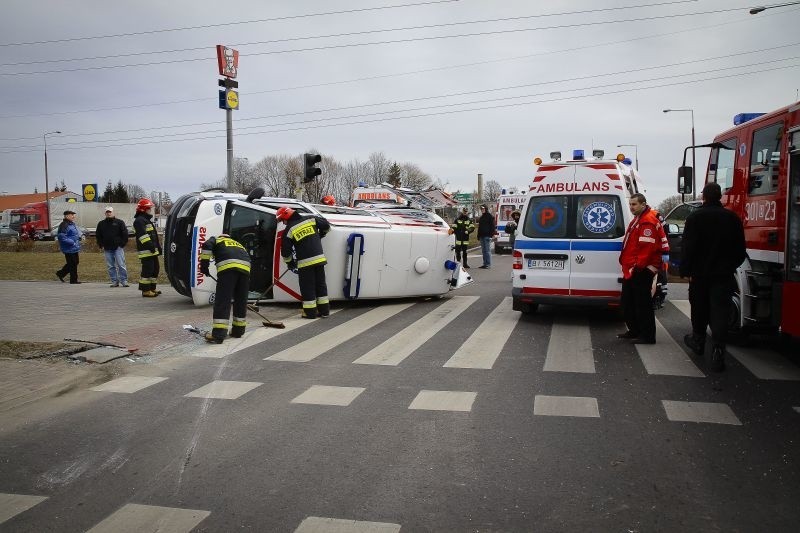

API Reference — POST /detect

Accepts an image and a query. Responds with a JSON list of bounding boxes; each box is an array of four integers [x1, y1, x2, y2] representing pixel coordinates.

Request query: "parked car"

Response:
[[663, 200, 701, 274]]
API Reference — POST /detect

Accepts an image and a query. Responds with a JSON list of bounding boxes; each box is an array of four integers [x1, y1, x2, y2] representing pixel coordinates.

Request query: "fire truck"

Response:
[[675, 100, 800, 338], [9, 201, 138, 239]]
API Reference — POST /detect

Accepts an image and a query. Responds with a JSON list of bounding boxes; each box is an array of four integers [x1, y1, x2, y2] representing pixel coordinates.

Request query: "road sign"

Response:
[[454, 193, 473, 202]]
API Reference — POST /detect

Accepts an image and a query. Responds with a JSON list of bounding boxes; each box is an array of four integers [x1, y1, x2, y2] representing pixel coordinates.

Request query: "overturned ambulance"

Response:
[[164, 190, 472, 306]]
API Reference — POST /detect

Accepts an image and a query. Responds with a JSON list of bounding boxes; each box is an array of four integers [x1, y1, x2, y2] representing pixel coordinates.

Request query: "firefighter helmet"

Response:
[[321, 195, 336, 206], [136, 198, 155, 212], [275, 206, 295, 221]]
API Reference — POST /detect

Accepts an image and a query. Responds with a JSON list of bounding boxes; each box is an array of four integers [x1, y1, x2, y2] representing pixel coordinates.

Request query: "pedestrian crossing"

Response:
[[0, 495, 399, 533], [80, 297, 800, 429]]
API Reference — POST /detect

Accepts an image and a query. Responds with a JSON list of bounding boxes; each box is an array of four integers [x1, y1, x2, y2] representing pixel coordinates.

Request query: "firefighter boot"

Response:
[[204, 332, 223, 344], [230, 317, 246, 338], [142, 290, 158, 298], [302, 306, 318, 319], [317, 302, 330, 318]]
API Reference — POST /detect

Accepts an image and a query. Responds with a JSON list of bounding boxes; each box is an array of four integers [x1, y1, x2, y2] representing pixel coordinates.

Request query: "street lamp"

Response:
[[43, 131, 62, 234], [750, 2, 800, 14], [616, 144, 639, 170], [663, 109, 696, 200]]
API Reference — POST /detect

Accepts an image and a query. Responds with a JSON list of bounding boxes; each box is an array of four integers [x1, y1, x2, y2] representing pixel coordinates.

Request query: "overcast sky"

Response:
[[1, 0, 798, 207]]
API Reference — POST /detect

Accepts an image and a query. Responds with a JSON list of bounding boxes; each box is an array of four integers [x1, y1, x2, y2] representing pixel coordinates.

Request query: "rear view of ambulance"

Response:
[[512, 150, 645, 313]]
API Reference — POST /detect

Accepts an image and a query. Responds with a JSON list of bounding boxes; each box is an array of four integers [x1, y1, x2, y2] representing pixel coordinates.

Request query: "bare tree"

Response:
[[483, 180, 502, 202], [656, 194, 684, 216], [367, 152, 390, 185], [401, 162, 432, 190], [125, 184, 146, 201]]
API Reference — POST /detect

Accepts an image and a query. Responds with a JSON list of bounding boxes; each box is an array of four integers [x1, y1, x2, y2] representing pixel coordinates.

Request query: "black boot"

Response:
[[683, 334, 705, 356], [710, 346, 726, 372]]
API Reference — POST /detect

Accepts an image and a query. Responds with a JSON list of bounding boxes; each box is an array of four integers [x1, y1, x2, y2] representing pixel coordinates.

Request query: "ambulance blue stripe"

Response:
[[572, 241, 623, 251], [516, 240, 570, 250], [191, 226, 198, 288], [497, 224, 506, 230], [516, 240, 622, 251]]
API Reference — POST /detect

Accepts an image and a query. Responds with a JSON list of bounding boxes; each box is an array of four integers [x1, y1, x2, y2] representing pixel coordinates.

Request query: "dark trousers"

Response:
[[455, 244, 469, 266], [211, 269, 250, 340], [621, 268, 656, 341], [298, 264, 328, 318], [57, 253, 79, 283], [689, 274, 734, 349], [138, 256, 159, 292]]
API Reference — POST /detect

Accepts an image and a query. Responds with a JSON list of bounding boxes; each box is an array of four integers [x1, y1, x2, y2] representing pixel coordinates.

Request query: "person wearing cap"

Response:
[[452, 207, 475, 268], [199, 234, 251, 344], [96, 206, 129, 287], [55, 210, 82, 284], [504, 210, 521, 249]]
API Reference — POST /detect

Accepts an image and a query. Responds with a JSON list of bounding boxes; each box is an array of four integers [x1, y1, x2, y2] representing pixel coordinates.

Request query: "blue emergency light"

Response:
[[572, 149, 585, 160], [622, 158, 632, 166], [733, 112, 765, 126]]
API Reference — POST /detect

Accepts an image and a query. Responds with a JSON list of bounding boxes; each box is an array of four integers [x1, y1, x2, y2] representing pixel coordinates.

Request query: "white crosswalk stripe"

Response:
[[295, 516, 401, 533], [86, 503, 210, 533], [543, 317, 595, 374], [266, 303, 414, 362], [0, 493, 48, 525], [636, 319, 704, 377], [444, 297, 519, 369], [353, 295, 479, 366], [727, 346, 800, 381]]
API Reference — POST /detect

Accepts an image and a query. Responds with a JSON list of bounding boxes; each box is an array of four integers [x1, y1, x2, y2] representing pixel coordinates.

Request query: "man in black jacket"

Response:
[[96, 206, 129, 287], [477, 204, 496, 269], [680, 182, 746, 371]]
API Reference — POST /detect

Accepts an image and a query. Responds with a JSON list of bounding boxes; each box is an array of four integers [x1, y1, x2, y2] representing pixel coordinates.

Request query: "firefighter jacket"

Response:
[[453, 214, 475, 245], [620, 206, 668, 280], [133, 212, 161, 260], [281, 213, 331, 269], [200, 236, 251, 274], [680, 201, 746, 279]]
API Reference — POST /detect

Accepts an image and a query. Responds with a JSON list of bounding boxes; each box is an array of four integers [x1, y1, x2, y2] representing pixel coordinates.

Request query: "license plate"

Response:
[[528, 259, 565, 270]]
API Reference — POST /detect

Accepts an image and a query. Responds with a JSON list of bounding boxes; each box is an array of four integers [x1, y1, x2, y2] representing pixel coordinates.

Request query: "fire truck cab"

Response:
[[677, 101, 800, 338], [512, 149, 646, 313]]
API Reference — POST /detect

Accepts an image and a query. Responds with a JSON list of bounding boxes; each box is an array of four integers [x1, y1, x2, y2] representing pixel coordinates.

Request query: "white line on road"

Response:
[[636, 319, 705, 377], [353, 296, 479, 366], [295, 516, 401, 533], [543, 317, 595, 374], [267, 303, 414, 362], [86, 503, 210, 533], [0, 493, 48, 525], [662, 400, 742, 426], [444, 297, 519, 369]]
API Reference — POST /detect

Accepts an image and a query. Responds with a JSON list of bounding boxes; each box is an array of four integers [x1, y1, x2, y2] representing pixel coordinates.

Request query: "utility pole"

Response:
[[216, 45, 240, 192]]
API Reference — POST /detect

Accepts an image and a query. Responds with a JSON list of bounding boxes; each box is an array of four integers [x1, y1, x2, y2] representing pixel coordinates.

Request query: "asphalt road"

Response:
[[2, 255, 800, 532]]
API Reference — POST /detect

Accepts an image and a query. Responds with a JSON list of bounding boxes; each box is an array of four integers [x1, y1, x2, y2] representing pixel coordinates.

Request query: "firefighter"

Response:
[[453, 207, 475, 268], [199, 234, 251, 344], [133, 198, 161, 297], [320, 195, 336, 206], [276, 206, 330, 319], [504, 210, 521, 249], [618, 193, 669, 344]]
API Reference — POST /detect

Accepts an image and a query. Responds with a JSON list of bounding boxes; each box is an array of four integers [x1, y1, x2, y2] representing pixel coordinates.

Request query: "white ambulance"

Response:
[[494, 188, 527, 254], [512, 150, 646, 313]]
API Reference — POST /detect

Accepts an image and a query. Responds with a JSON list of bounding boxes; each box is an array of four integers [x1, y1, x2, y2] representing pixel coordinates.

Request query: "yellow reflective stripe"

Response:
[[297, 254, 326, 268], [217, 258, 250, 269], [302, 301, 317, 309], [199, 251, 212, 259], [232, 319, 246, 327], [212, 323, 228, 330], [138, 250, 159, 258], [316, 296, 329, 305], [138, 235, 151, 243], [217, 263, 251, 273], [282, 256, 293, 263]]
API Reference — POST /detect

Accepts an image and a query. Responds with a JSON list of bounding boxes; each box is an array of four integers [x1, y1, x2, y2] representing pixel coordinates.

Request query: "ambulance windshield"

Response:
[[522, 195, 624, 239]]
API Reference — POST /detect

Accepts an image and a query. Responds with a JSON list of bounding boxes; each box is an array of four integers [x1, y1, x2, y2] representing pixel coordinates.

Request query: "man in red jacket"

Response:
[[618, 193, 669, 344]]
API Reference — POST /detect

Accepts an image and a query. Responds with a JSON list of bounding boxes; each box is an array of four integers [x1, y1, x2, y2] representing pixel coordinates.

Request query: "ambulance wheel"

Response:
[[515, 302, 538, 314]]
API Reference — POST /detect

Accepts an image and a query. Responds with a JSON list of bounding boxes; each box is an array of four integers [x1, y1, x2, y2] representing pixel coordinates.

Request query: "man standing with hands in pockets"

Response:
[[96, 206, 129, 287]]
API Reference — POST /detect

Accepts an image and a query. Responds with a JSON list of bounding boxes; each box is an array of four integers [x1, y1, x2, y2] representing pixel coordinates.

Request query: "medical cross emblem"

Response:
[[581, 201, 615, 234]]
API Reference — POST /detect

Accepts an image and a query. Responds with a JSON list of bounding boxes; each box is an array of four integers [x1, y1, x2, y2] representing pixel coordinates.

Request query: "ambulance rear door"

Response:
[[517, 165, 576, 297], [568, 165, 626, 301]]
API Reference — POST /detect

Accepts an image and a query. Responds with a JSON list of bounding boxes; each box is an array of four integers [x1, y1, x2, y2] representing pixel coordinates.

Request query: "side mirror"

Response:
[[665, 223, 680, 235], [677, 166, 693, 194]]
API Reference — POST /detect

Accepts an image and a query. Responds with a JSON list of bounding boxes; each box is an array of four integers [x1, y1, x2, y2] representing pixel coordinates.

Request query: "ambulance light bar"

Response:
[[622, 158, 633, 166], [572, 149, 585, 160], [733, 112, 765, 126], [549, 151, 561, 161], [592, 150, 604, 159], [534, 157, 543, 165], [616, 153, 626, 162]]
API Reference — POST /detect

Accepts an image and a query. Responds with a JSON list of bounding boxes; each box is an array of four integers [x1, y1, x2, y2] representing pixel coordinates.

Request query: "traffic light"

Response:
[[303, 153, 322, 183]]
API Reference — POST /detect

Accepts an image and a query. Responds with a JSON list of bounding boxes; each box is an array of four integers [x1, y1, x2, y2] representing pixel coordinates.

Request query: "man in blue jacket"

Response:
[[56, 209, 82, 284]]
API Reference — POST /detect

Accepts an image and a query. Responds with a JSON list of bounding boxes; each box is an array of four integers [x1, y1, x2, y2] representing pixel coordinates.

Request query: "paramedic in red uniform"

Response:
[[277, 206, 331, 319], [618, 193, 669, 344]]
